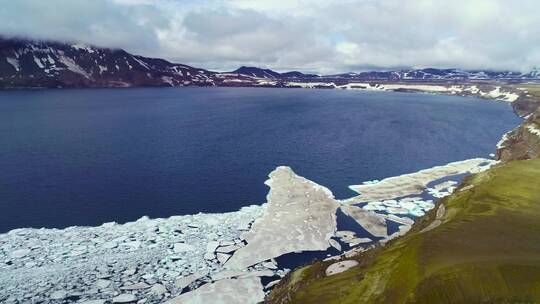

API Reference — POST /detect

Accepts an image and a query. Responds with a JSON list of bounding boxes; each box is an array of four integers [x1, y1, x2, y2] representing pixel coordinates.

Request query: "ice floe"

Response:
[[345, 158, 495, 202], [225, 166, 340, 270], [354, 191, 440, 218], [112, 294, 137, 303], [0, 206, 264, 303], [0, 159, 496, 303], [329, 239, 342, 251], [340, 205, 388, 238], [381, 214, 415, 226], [175, 270, 209, 290], [165, 277, 265, 304]]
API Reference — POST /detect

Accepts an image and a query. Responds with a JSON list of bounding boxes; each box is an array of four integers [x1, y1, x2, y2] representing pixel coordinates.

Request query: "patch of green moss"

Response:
[[268, 158, 540, 303]]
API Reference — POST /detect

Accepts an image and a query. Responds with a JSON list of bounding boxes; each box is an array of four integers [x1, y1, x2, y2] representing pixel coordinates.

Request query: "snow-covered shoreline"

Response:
[[0, 157, 497, 304], [279, 81, 522, 103]]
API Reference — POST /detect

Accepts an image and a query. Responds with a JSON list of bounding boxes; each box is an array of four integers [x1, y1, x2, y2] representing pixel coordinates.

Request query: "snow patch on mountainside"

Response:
[[6, 57, 20, 71], [527, 125, 540, 137], [224, 79, 251, 83], [71, 43, 95, 53], [58, 55, 91, 79], [161, 76, 174, 86], [497, 130, 512, 149], [132, 56, 150, 70], [256, 79, 278, 86], [33, 56, 45, 69]]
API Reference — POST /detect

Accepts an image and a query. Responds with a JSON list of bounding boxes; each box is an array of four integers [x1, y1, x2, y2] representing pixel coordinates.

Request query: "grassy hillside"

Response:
[[268, 158, 540, 303]]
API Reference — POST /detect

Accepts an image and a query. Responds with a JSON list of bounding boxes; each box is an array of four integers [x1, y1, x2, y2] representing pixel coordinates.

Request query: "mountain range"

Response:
[[1, 37, 539, 89]]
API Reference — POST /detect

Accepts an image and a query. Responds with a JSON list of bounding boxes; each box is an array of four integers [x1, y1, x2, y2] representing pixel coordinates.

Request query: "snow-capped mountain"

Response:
[[329, 68, 538, 81], [0, 37, 539, 89], [232, 66, 282, 79], [0, 37, 218, 88]]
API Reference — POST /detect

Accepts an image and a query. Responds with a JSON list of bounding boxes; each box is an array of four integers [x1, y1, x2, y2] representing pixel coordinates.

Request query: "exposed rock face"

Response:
[[225, 166, 340, 270], [497, 108, 540, 161], [512, 94, 540, 117]]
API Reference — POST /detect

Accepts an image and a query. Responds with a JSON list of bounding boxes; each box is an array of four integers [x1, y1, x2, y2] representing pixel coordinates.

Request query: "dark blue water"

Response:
[[0, 87, 521, 232]]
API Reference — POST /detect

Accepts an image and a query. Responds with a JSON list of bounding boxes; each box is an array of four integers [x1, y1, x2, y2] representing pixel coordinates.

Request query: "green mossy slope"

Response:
[[268, 158, 540, 303]]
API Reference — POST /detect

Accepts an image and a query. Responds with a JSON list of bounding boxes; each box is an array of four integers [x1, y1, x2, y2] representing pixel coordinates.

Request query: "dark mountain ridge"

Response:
[[0, 37, 217, 88], [231, 66, 319, 79], [1, 37, 538, 89]]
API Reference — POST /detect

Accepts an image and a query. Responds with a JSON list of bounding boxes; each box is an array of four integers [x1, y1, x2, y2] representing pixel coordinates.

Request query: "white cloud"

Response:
[[1, 0, 539, 73]]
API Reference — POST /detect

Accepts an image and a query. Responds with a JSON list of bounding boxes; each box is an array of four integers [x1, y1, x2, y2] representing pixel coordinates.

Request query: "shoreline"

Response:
[[0, 86, 536, 304], [0, 156, 501, 304], [0, 83, 522, 234], [0, 80, 524, 103], [266, 86, 540, 303]]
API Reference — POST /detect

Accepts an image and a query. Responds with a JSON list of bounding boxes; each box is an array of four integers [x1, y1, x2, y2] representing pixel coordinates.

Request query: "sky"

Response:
[[1, 0, 539, 74]]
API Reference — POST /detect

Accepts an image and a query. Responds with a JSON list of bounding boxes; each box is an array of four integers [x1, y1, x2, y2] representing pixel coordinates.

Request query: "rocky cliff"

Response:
[[497, 108, 540, 161], [497, 86, 540, 161]]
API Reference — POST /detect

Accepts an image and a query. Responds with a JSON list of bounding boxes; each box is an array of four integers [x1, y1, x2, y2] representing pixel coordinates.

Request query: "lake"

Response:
[[0, 87, 521, 232]]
